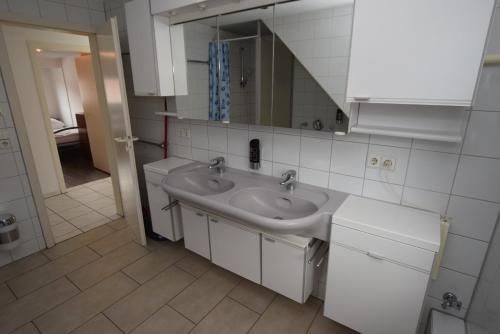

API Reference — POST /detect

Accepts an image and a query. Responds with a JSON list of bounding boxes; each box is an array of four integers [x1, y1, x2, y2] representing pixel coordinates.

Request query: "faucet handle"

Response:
[[282, 170, 296, 178], [210, 156, 225, 164]]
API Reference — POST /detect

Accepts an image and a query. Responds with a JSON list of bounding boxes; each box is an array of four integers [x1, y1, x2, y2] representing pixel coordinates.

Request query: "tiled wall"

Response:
[[467, 217, 500, 334], [0, 0, 106, 265]]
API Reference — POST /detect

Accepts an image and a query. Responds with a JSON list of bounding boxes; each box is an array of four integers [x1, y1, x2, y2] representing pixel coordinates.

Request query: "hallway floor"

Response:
[[45, 178, 119, 243], [0, 220, 356, 334], [58, 147, 110, 188]]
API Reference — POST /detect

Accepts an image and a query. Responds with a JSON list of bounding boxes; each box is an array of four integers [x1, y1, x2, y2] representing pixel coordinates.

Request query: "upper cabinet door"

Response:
[[346, 0, 495, 106]]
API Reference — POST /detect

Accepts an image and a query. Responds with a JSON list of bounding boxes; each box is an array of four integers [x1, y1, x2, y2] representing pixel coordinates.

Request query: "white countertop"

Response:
[[332, 195, 441, 252], [144, 157, 192, 175]]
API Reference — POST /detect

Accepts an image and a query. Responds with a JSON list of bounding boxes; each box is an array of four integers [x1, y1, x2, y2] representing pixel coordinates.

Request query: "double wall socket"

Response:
[[367, 154, 396, 171], [177, 127, 191, 138]]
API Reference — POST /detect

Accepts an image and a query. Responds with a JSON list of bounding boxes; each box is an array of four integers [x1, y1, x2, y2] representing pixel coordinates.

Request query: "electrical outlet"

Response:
[[382, 158, 396, 171], [0, 138, 10, 150], [367, 154, 381, 168]]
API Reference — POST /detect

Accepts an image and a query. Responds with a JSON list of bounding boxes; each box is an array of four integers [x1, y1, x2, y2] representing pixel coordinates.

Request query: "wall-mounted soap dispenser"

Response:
[[249, 139, 260, 170]]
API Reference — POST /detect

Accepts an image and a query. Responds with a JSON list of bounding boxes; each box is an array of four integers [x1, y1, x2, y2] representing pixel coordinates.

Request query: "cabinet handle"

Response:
[[210, 218, 218, 223], [195, 212, 204, 217], [264, 237, 275, 243], [366, 251, 384, 260], [161, 200, 178, 211]]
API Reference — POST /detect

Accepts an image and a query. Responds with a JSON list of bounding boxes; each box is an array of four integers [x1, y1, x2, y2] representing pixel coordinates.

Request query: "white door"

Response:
[[180, 206, 211, 259], [90, 18, 146, 245]]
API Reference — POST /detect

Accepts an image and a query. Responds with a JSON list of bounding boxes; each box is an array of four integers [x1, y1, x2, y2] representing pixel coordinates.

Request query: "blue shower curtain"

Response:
[[209, 41, 230, 121]]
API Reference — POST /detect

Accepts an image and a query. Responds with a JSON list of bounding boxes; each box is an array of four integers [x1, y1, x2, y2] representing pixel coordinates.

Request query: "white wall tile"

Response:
[[402, 187, 449, 215], [474, 66, 500, 111], [190, 124, 208, 149], [0, 153, 18, 179], [462, 111, 500, 158], [65, 5, 90, 25], [228, 128, 249, 157], [362, 180, 403, 204], [88, 0, 104, 11], [249, 131, 273, 161], [447, 196, 500, 242], [441, 234, 488, 277], [413, 139, 462, 154], [89, 9, 105, 25], [251, 160, 272, 176], [11, 239, 40, 261], [429, 267, 477, 309], [0, 198, 30, 221], [0, 0, 8, 12], [208, 150, 226, 162], [227, 154, 248, 171], [300, 137, 331, 171], [0, 176, 24, 202], [333, 132, 369, 143], [207, 126, 227, 153], [273, 133, 300, 166], [65, 0, 89, 7], [272, 162, 298, 179], [8, 0, 40, 17], [365, 145, 410, 185], [330, 140, 367, 177], [39, 0, 67, 21], [370, 135, 412, 148], [191, 148, 209, 162], [299, 167, 329, 188], [452, 156, 500, 202], [328, 173, 363, 195], [405, 150, 459, 193]]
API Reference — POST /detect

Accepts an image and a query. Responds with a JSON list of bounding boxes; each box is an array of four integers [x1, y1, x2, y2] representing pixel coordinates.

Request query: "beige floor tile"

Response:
[[307, 309, 359, 334], [122, 244, 187, 284], [48, 214, 65, 226], [0, 277, 79, 333], [69, 211, 110, 230], [229, 279, 276, 314], [105, 266, 195, 332], [78, 219, 109, 232], [191, 297, 259, 334], [249, 296, 321, 334], [7, 247, 100, 297], [45, 195, 81, 213], [174, 251, 213, 278], [43, 225, 114, 260], [51, 221, 79, 238], [66, 187, 97, 200], [96, 205, 119, 218], [72, 314, 122, 334], [57, 205, 93, 221], [88, 227, 136, 255], [85, 197, 115, 210], [169, 267, 240, 323], [34, 272, 138, 334], [130, 305, 194, 334], [107, 218, 128, 231], [76, 192, 108, 204], [0, 253, 49, 283], [11, 322, 40, 334], [0, 282, 15, 306], [54, 229, 82, 243], [68, 242, 149, 290]]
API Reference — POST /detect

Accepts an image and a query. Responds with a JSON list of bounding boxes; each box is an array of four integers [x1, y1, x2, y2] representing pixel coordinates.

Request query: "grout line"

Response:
[[246, 293, 278, 333]]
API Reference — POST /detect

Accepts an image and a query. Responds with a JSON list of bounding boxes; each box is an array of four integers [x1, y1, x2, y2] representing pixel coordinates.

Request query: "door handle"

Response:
[[366, 251, 384, 260], [114, 136, 127, 143], [131, 136, 139, 142]]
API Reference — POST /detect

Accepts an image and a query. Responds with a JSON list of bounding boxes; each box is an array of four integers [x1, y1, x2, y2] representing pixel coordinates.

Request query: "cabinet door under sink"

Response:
[[208, 216, 261, 284], [180, 206, 211, 259]]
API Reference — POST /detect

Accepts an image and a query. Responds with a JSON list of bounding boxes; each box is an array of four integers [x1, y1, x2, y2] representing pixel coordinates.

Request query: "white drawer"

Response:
[[145, 170, 166, 184], [332, 224, 435, 272]]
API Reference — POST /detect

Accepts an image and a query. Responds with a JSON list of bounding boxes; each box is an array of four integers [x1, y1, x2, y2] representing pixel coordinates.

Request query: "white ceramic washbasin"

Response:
[[163, 171, 235, 196], [229, 187, 326, 220]]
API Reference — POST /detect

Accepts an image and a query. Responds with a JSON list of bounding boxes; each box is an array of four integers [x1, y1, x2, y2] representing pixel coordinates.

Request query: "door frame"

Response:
[[0, 16, 125, 248]]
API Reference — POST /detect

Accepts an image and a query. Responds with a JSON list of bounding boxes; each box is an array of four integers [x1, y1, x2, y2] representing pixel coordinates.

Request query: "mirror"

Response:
[[170, 0, 354, 133]]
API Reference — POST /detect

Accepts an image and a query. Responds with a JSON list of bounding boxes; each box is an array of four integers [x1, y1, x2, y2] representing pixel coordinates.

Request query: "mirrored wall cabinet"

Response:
[[125, 0, 496, 142]]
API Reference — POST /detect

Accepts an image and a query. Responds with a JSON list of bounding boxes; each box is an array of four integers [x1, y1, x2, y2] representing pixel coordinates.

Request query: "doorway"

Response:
[[0, 19, 147, 246]]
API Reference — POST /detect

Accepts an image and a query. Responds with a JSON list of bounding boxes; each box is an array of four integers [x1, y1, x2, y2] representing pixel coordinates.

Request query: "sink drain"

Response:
[[273, 216, 283, 220]]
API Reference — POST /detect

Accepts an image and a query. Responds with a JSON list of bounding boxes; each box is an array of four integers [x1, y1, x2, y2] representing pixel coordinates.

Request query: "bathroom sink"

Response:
[[163, 172, 235, 196], [229, 187, 327, 220]]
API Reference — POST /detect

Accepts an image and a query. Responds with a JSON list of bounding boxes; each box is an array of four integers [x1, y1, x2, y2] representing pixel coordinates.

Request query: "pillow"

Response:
[[50, 118, 65, 130]]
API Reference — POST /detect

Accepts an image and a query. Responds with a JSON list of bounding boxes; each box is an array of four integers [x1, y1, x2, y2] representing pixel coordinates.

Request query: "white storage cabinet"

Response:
[[346, 0, 495, 106], [125, 0, 187, 96], [209, 215, 261, 284], [324, 196, 441, 334], [180, 205, 211, 259]]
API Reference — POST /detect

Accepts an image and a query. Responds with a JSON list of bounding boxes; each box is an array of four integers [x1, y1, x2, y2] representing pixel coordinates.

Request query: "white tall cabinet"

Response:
[[346, 0, 495, 106], [125, 0, 187, 96]]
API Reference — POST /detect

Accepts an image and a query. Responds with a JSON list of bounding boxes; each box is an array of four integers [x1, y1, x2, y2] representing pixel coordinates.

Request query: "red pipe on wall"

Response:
[[164, 98, 168, 158]]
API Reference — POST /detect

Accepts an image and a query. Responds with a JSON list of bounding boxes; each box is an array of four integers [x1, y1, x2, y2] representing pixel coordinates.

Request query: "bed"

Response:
[[50, 118, 83, 148]]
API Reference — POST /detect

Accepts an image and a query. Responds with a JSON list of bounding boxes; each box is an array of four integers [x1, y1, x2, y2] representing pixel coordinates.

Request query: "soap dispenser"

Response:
[[249, 139, 260, 170]]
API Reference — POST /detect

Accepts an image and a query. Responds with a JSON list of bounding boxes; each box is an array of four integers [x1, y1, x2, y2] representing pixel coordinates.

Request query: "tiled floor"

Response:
[[45, 178, 119, 243], [0, 219, 357, 334]]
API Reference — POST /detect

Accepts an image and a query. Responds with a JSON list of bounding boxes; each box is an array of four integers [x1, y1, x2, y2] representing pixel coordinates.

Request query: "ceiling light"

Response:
[[35, 48, 43, 53]]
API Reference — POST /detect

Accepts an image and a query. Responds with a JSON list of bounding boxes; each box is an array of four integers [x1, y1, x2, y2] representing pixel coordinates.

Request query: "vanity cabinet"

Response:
[[346, 0, 495, 106], [125, 0, 187, 97], [209, 215, 261, 284], [180, 205, 211, 259], [261, 234, 319, 303]]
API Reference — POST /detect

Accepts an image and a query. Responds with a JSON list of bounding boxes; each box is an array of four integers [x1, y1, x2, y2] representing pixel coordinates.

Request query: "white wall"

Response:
[[0, 0, 105, 265], [40, 61, 74, 126]]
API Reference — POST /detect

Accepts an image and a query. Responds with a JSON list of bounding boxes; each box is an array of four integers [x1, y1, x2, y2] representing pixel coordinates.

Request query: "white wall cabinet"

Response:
[[346, 0, 495, 107], [209, 216, 261, 283], [180, 205, 211, 259], [145, 170, 183, 241], [261, 234, 319, 303], [125, 0, 187, 96]]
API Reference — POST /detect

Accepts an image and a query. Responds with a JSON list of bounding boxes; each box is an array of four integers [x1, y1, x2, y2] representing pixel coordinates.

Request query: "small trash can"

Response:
[[0, 213, 20, 250]]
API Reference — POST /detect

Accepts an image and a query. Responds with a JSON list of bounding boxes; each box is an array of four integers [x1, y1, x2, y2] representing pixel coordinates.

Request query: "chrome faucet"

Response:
[[208, 157, 226, 175], [280, 170, 297, 191]]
